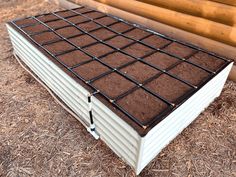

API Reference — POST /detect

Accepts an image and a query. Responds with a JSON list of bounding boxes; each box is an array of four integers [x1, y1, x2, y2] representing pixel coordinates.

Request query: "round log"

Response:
[[137, 0, 236, 26], [209, 0, 236, 6], [95, 0, 236, 47], [229, 65, 236, 82]]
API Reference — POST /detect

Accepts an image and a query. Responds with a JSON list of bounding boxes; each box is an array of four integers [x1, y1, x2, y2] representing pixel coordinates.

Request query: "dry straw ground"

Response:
[[0, 0, 235, 176]]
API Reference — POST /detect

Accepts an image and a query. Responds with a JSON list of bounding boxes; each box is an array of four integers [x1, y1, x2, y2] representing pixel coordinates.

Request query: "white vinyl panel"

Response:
[[93, 110, 138, 153]]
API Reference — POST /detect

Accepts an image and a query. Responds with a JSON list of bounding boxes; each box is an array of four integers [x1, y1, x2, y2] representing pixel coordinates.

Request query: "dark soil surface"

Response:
[[90, 28, 116, 40], [73, 60, 110, 80], [83, 43, 113, 57], [46, 19, 70, 29], [32, 31, 61, 45], [37, 14, 58, 22], [83, 11, 104, 19], [145, 74, 192, 102], [100, 52, 135, 68], [169, 62, 210, 86], [56, 26, 82, 38], [109, 22, 133, 33], [55, 10, 77, 18], [105, 35, 134, 49], [123, 42, 154, 58], [94, 16, 117, 26], [57, 50, 91, 67], [44, 41, 75, 55], [93, 72, 135, 99], [188, 52, 226, 71], [66, 15, 88, 23], [124, 28, 151, 40], [68, 34, 97, 47], [78, 21, 100, 31], [144, 52, 179, 69], [141, 35, 171, 49], [117, 88, 168, 124], [1, 1, 235, 176], [164, 42, 196, 58], [15, 18, 37, 26], [22, 23, 48, 34], [120, 61, 159, 82]]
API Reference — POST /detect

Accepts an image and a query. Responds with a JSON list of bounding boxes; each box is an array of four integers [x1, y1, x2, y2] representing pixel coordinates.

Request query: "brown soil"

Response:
[[117, 88, 168, 124], [163, 42, 196, 58], [46, 19, 70, 29], [73, 60, 110, 80], [66, 15, 88, 24], [141, 35, 171, 49], [120, 61, 159, 83], [83, 11, 104, 19], [109, 22, 133, 33], [55, 26, 81, 38], [124, 28, 151, 40], [22, 23, 48, 34], [94, 16, 118, 26], [37, 14, 58, 22], [188, 52, 226, 72], [14, 18, 37, 26], [169, 62, 210, 86], [77, 21, 100, 32], [92, 72, 135, 99], [90, 28, 116, 40], [105, 35, 134, 49], [143, 52, 179, 69], [55, 10, 77, 18], [44, 41, 75, 55], [100, 52, 135, 68], [57, 50, 91, 67], [32, 31, 61, 45], [123, 43, 154, 58], [83, 43, 113, 57], [145, 74, 192, 102], [69, 34, 97, 47], [1, 1, 235, 176]]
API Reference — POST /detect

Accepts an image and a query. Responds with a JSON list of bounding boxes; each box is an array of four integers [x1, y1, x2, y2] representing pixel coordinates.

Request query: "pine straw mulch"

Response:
[[0, 0, 235, 176]]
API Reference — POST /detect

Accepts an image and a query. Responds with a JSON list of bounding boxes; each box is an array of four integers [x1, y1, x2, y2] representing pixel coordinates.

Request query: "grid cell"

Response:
[[73, 61, 110, 81], [57, 50, 91, 67], [117, 89, 168, 124], [92, 72, 135, 99], [120, 61, 159, 83], [69, 34, 97, 47]]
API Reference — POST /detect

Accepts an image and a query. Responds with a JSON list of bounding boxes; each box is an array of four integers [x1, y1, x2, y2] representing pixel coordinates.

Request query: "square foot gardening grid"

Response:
[[10, 6, 231, 133], [7, 5, 233, 175]]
